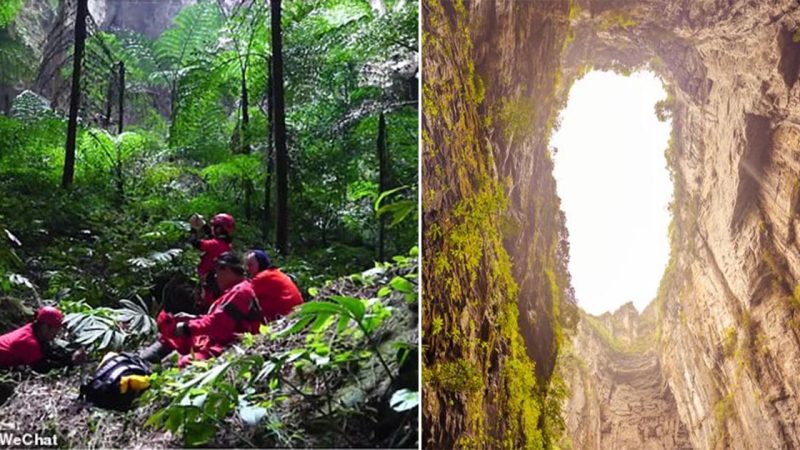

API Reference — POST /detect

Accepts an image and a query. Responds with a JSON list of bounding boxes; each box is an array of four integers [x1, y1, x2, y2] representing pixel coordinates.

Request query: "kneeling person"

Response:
[[143, 252, 261, 367], [0, 306, 85, 372], [246, 250, 303, 323]]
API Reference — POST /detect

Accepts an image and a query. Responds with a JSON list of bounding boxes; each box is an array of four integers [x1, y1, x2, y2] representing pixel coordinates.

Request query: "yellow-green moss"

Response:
[[722, 327, 737, 359], [499, 96, 537, 140], [598, 10, 637, 31], [430, 360, 484, 393], [713, 392, 735, 446]]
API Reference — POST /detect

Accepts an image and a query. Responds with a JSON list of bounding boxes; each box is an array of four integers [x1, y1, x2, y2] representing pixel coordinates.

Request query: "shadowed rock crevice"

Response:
[[778, 27, 800, 89]]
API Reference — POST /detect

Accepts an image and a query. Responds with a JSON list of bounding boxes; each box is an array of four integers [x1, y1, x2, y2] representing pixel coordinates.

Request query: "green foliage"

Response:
[[568, 1, 582, 21], [375, 185, 417, 228], [0, 3, 417, 444], [154, 1, 223, 88], [0, 0, 23, 28], [145, 355, 273, 447], [144, 252, 418, 447], [713, 392, 735, 446], [0, 29, 34, 84], [61, 297, 155, 353], [499, 96, 536, 140], [654, 89, 675, 122]]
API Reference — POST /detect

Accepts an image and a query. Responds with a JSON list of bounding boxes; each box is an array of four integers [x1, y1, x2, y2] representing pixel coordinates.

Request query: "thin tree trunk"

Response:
[[63, 0, 88, 188], [241, 67, 250, 154], [118, 61, 125, 135], [377, 111, 388, 261], [103, 71, 113, 128], [263, 57, 274, 242], [271, 0, 289, 255], [241, 66, 253, 220]]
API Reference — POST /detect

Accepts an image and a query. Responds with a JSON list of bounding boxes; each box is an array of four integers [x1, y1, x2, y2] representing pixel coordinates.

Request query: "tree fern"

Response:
[[154, 1, 223, 88]]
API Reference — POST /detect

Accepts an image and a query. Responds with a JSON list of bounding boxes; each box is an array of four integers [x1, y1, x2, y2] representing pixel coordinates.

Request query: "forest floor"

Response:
[[0, 259, 418, 449]]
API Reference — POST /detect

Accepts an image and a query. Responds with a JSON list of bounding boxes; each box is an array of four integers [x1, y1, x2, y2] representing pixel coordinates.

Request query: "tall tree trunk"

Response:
[[263, 57, 274, 242], [241, 67, 250, 154], [241, 66, 253, 220], [114, 62, 125, 203], [63, 0, 88, 188], [118, 61, 125, 135], [103, 72, 113, 128], [377, 111, 388, 261], [271, 0, 289, 255]]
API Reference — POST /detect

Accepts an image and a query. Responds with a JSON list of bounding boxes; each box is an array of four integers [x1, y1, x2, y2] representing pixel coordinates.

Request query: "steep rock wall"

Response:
[[6, 0, 194, 105], [423, 0, 800, 448], [422, 0, 575, 448], [559, 0, 800, 448]]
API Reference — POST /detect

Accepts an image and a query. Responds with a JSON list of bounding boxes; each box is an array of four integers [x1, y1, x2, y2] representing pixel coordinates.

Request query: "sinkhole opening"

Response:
[[551, 69, 673, 316]]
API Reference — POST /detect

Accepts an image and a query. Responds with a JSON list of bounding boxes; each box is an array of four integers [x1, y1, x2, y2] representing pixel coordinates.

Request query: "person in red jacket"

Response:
[[189, 213, 235, 310], [0, 306, 85, 372], [142, 252, 261, 367], [245, 249, 303, 323]]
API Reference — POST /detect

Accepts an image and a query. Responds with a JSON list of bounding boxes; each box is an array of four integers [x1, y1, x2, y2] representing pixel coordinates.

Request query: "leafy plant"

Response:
[[61, 297, 156, 353], [0, 0, 23, 28], [375, 185, 417, 228]]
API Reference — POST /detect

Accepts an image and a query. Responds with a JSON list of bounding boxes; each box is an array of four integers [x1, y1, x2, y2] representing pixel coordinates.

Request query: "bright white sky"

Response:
[[550, 70, 672, 316]]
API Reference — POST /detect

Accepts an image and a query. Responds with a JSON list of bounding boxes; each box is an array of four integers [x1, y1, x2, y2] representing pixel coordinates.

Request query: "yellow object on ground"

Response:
[[119, 374, 150, 394]]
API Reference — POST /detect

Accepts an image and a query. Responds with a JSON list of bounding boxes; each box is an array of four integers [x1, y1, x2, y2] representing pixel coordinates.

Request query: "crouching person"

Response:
[[0, 306, 86, 372], [245, 250, 303, 323], [141, 252, 261, 368]]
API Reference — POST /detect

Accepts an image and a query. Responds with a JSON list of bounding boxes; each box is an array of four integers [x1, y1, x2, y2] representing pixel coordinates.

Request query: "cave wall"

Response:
[[562, 304, 692, 449], [422, 0, 575, 448], [559, 0, 800, 448]]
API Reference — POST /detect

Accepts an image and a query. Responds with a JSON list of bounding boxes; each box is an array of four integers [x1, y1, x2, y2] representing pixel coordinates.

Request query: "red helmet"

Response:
[[211, 213, 235, 235], [36, 306, 64, 327]]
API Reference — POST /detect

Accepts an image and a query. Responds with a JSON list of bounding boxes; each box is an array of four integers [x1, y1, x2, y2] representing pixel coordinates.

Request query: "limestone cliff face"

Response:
[[562, 304, 692, 449], [6, 0, 194, 105], [422, 1, 575, 448], [560, 0, 800, 448], [424, 0, 800, 448]]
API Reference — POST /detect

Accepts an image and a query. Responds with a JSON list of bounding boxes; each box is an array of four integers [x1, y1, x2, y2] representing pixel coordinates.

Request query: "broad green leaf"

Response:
[[330, 296, 365, 321], [310, 312, 334, 333], [276, 315, 314, 336], [390, 276, 414, 294], [377, 286, 391, 298]]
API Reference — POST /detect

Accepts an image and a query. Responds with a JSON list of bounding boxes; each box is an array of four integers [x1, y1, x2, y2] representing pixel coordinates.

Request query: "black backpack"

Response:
[[79, 352, 151, 411]]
